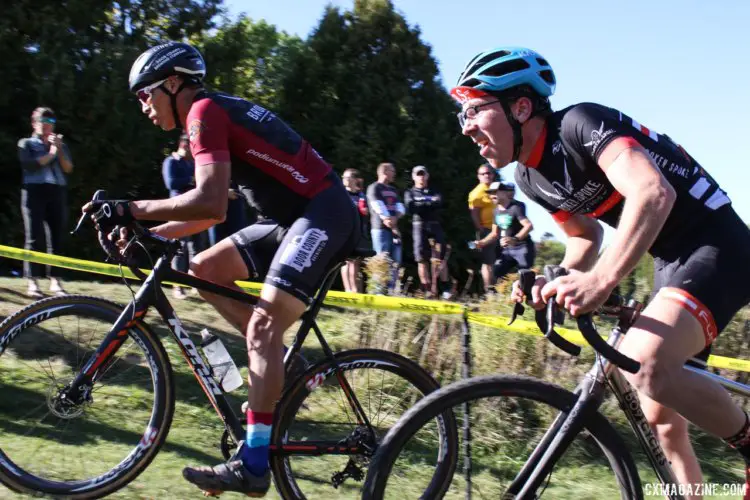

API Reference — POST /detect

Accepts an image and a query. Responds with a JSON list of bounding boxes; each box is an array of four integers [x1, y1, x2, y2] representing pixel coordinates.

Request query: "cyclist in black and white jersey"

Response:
[[451, 46, 750, 494]]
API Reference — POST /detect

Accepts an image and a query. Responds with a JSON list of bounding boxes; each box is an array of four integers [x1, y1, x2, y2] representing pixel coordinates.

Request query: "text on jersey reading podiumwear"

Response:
[[514, 102, 730, 259], [186, 91, 332, 226]]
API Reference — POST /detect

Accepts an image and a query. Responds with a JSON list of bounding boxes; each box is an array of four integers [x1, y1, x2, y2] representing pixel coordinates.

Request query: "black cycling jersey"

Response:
[[404, 187, 443, 223], [514, 102, 731, 261], [187, 90, 333, 226]]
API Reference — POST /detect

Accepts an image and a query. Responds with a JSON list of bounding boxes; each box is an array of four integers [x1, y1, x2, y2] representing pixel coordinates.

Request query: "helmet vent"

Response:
[[482, 59, 530, 77], [462, 78, 482, 88], [536, 57, 549, 67], [468, 50, 510, 75], [539, 70, 555, 85]]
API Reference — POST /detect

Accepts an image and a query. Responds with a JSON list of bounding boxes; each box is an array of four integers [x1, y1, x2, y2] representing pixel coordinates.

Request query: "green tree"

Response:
[[0, 0, 222, 261], [198, 16, 304, 108], [277, 0, 483, 280]]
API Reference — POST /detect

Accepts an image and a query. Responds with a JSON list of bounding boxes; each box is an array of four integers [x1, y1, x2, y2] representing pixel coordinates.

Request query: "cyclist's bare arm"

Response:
[[591, 144, 675, 289], [512, 214, 602, 307], [130, 161, 231, 221], [150, 218, 224, 240], [558, 214, 603, 272]]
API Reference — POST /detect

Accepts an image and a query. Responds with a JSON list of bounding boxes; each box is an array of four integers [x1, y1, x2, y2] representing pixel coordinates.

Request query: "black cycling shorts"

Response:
[[230, 179, 359, 303], [413, 220, 447, 263], [651, 205, 750, 347]]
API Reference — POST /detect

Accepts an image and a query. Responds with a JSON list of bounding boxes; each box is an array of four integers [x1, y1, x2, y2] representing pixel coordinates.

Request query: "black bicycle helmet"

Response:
[[129, 42, 206, 129], [129, 42, 205, 92]]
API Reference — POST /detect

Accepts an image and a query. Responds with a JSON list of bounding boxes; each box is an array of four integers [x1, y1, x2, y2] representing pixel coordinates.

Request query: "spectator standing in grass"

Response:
[[18, 107, 73, 298]]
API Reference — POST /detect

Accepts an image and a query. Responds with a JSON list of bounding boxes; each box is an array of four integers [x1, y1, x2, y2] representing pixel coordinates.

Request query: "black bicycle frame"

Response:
[[505, 327, 685, 500], [69, 251, 376, 457]]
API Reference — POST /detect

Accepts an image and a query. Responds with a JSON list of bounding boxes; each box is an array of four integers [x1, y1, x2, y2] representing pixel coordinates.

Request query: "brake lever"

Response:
[[71, 189, 108, 236], [508, 269, 536, 325]]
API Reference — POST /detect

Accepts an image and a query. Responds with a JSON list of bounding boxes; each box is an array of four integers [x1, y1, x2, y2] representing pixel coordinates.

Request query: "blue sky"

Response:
[[225, 0, 750, 243]]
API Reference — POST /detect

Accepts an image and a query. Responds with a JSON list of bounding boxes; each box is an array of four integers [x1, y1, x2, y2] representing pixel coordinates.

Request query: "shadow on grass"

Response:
[[0, 383, 219, 466]]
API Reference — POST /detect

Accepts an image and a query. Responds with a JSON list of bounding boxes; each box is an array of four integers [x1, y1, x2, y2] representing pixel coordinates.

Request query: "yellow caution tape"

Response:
[[0, 245, 463, 316], [2, 244, 750, 372]]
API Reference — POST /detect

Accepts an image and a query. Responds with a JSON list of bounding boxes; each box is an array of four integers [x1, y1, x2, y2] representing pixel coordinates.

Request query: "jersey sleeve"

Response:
[[559, 103, 641, 165], [187, 98, 231, 167]]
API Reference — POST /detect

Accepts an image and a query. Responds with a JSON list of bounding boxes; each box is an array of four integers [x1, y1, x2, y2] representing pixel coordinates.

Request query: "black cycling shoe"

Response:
[[182, 460, 270, 497]]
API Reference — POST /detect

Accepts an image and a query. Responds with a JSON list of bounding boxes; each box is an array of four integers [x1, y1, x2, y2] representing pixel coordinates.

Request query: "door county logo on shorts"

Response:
[[279, 228, 329, 273]]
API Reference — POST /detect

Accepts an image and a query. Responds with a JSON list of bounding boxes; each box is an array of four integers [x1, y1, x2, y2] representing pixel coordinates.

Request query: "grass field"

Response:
[[0, 276, 745, 499]]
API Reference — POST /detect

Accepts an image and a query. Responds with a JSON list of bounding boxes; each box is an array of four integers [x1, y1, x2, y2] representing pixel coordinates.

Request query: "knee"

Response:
[[246, 311, 283, 352], [626, 359, 676, 403], [189, 254, 233, 287]]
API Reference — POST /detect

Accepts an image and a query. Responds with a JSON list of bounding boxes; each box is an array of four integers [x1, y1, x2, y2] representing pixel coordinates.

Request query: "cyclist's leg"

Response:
[[640, 395, 703, 496], [189, 220, 282, 333], [617, 220, 750, 473], [184, 181, 358, 495]]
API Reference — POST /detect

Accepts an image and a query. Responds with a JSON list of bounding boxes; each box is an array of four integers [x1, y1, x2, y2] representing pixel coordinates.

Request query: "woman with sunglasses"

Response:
[[17, 106, 74, 298]]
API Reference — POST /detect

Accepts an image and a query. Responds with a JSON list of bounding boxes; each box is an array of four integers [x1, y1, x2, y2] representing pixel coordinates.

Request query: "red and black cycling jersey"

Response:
[[514, 102, 731, 260], [186, 90, 332, 226]]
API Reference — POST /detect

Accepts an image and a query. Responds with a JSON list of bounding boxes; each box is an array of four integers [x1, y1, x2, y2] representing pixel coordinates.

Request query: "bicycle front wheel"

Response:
[[0, 295, 174, 499], [270, 348, 458, 500], [363, 374, 642, 500]]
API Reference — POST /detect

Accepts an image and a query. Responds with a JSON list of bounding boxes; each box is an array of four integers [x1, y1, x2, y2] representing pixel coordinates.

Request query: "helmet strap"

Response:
[[499, 100, 523, 163], [169, 80, 189, 130]]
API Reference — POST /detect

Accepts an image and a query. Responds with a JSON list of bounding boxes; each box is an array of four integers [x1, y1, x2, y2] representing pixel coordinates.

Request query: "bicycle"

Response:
[[0, 191, 458, 499], [362, 265, 749, 499]]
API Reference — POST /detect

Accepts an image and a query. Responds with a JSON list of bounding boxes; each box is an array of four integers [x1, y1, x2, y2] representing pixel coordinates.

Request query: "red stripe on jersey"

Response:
[[552, 210, 572, 224], [598, 136, 640, 172], [588, 191, 623, 219], [525, 124, 547, 169]]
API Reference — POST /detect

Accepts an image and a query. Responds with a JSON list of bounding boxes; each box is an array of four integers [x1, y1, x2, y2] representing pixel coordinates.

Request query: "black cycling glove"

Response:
[[90, 200, 134, 227]]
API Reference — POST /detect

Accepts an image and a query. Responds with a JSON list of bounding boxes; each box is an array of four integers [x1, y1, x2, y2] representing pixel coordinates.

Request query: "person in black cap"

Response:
[[472, 181, 535, 283], [404, 165, 451, 298]]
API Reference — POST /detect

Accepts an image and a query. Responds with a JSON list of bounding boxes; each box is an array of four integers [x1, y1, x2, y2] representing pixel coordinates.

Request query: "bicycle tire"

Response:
[[0, 295, 175, 499], [270, 348, 459, 500], [363, 374, 642, 500]]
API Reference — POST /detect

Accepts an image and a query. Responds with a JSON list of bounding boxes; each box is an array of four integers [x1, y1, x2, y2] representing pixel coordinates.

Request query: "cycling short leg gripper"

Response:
[[239, 411, 273, 476]]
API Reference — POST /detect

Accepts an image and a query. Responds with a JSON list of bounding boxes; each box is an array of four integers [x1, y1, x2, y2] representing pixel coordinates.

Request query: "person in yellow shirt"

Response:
[[468, 163, 497, 291]]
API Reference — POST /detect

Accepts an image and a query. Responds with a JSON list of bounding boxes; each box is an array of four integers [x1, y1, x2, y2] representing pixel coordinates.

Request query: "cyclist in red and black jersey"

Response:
[[451, 47, 750, 495], [84, 42, 359, 497]]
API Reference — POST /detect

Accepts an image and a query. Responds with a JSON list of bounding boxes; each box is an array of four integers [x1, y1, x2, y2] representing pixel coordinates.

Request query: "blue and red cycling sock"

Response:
[[238, 410, 272, 477]]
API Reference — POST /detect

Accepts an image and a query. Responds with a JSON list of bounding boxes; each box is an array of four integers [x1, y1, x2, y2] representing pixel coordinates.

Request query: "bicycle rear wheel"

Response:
[[0, 295, 174, 499], [270, 348, 458, 500], [363, 374, 642, 500]]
